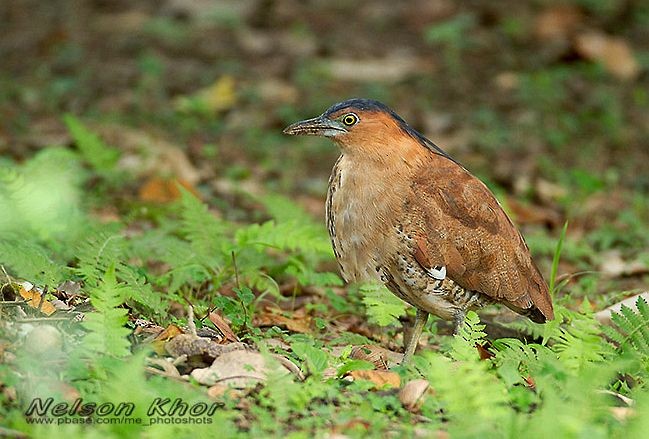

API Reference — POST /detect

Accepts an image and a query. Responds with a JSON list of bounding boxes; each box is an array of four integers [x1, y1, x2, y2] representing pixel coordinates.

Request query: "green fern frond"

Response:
[[257, 193, 318, 226], [417, 350, 510, 437], [177, 187, 227, 260], [235, 220, 332, 256], [64, 114, 120, 172], [359, 283, 407, 326], [451, 311, 487, 361], [0, 237, 67, 285], [75, 233, 164, 313], [605, 296, 649, 357], [82, 265, 132, 357]]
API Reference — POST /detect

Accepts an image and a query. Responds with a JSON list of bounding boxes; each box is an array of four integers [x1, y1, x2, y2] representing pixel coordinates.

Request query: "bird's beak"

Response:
[[283, 116, 346, 138]]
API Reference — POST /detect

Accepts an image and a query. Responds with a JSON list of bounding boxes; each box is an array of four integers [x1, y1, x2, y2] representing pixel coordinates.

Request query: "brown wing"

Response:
[[407, 157, 554, 322]]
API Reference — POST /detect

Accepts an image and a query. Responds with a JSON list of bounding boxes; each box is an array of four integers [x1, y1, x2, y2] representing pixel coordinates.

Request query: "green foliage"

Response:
[[0, 238, 66, 286], [602, 296, 649, 361], [63, 114, 120, 173], [358, 283, 408, 326], [82, 265, 132, 357], [417, 314, 510, 437], [74, 233, 164, 314], [0, 148, 86, 243], [291, 339, 329, 375], [450, 310, 487, 361]]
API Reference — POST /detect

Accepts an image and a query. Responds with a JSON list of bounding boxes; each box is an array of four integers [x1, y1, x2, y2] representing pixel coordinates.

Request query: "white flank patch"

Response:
[[428, 265, 446, 280]]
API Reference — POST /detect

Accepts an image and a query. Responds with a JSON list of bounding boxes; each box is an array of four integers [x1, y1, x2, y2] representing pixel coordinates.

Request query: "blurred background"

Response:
[[1, 0, 649, 306]]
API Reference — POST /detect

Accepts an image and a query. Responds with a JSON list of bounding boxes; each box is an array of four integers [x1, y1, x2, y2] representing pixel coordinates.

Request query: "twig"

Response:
[[187, 304, 197, 336], [0, 265, 13, 284]]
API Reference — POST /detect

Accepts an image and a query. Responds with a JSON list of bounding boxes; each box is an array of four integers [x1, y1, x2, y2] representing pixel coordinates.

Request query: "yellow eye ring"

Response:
[[342, 114, 358, 126]]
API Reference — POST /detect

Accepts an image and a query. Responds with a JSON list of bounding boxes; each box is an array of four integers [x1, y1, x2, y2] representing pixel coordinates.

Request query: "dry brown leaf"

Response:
[[208, 312, 239, 343], [349, 344, 402, 370], [399, 379, 431, 412], [475, 342, 495, 360], [138, 177, 200, 203], [534, 5, 583, 41], [524, 375, 536, 389], [575, 32, 640, 80], [348, 370, 401, 389], [254, 310, 311, 334], [18, 282, 56, 316], [151, 324, 184, 355]]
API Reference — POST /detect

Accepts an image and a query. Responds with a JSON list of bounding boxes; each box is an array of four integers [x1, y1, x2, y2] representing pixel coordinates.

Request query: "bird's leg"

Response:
[[453, 310, 466, 336], [402, 309, 429, 365]]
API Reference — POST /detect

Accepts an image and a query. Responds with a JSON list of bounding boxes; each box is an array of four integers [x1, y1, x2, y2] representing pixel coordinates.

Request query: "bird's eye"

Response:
[[341, 113, 359, 126]]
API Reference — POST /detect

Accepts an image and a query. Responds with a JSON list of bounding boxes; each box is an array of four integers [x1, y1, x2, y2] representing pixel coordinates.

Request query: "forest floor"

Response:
[[1, 1, 649, 437]]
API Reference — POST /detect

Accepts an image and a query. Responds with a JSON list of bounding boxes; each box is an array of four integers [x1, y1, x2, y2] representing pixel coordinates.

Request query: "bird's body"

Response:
[[284, 98, 554, 362]]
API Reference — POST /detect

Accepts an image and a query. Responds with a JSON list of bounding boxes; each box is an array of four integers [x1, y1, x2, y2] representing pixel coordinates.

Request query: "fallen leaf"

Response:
[[17, 282, 56, 316], [208, 311, 239, 342], [350, 344, 400, 370], [399, 379, 431, 412], [138, 177, 200, 203], [191, 350, 297, 388], [152, 324, 184, 355], [348, 370, 401, 389], [254, 309, 311, 334], [524, 375, 536, 389], [575, 31, 640, 80], [475, 342, 495, 360], [56, 280, 81, 297]]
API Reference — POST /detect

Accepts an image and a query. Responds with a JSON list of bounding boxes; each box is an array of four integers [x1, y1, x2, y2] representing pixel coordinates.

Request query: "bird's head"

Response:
[[283, 98, 451, 162]]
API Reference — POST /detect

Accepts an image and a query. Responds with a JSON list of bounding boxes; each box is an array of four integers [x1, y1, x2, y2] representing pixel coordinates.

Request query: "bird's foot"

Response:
[[402, 309, 429, 365]]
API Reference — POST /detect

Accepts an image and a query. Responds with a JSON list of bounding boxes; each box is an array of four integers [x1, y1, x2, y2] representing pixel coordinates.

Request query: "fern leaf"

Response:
[[451, 311, 487, 362], [64, 114, 120, 172], [82, 265, 132, 357], [608, 298, 649, 356], [359, 283, 407, 326], [0, 237, 66, 286], [178, 187, 226, 261]]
